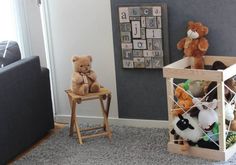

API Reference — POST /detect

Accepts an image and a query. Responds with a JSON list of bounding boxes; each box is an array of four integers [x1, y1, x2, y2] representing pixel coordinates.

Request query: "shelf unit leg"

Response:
[[166, 78, 174, 142], [67, 95, 75, 136], [217, 81, 226, 151]]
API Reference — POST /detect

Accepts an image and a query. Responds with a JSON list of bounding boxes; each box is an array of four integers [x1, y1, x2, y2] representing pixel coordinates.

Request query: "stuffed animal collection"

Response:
[[205, 61, 234, 102], [171, 60, 236, 150], [177, 21, 209, 69], [170, 20, 236, 153], [71, 55, 100, 95], [204, 61, 236, 132]]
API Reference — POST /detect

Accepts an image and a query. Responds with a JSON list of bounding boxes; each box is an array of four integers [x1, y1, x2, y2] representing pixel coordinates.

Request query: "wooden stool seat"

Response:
[[65, 87, 112, 144]]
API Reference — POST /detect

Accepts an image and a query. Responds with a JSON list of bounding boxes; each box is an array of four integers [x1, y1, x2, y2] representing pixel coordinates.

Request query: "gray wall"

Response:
[[111, 0, 236, 120]]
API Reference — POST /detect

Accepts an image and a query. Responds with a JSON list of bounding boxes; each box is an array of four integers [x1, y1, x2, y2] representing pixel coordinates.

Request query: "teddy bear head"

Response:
[[187, 21, 208, 39], [72, 55, 92, 73]]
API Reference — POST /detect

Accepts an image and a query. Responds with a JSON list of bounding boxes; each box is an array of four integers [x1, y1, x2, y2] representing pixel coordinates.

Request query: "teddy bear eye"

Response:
[[80, 65, 83, 67]]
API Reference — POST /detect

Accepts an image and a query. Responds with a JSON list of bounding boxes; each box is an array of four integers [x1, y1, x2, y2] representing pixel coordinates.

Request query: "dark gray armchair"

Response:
[[0, 41, 54, 164]]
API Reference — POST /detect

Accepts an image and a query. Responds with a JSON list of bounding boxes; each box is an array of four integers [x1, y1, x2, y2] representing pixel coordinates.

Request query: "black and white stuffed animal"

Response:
[[171, 114, 203, 151]]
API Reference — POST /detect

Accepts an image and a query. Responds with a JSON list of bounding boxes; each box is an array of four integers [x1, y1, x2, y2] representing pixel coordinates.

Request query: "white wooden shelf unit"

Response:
[[163, 56, 236, 161]]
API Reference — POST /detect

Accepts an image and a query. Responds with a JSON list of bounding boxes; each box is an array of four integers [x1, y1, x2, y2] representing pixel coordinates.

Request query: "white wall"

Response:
[[46, 0, 118, 118]]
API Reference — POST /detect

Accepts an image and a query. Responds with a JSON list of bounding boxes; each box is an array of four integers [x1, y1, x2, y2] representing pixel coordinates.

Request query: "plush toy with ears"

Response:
[[177, 21, 209, 69], [192, 98, 219, 150], [171, 114, 203, 151], [172, 84, 193, 116], [192, 98, 218, 130], [71, 55, 100, 95]]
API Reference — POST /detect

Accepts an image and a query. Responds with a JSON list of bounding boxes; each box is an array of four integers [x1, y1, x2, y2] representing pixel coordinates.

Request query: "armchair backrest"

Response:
[[0, 41, 21, 67]]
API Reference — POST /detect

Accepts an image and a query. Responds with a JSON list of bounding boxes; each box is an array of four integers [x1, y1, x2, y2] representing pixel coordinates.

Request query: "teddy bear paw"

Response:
[[90, 82, 100, 93]]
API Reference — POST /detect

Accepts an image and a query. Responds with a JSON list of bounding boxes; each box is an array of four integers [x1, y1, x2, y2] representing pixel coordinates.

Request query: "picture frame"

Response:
[[117, 3, 169, 69]]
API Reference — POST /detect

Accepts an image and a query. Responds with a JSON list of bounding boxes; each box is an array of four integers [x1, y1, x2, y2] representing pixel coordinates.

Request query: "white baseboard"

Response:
[[55, 115, 168, 128]]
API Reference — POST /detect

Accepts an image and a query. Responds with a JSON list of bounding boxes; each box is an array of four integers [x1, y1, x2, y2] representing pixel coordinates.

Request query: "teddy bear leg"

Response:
[[192, 56, 204, 69], [90, 82, 100, 93], [78, 84, 89, 96]]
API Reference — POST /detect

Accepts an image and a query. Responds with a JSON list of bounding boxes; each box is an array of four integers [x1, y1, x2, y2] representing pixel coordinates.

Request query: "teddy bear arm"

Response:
[[88, 70, 97, 81], [198, 38, 209, 51], [177, 38, 186, 50], [72, 73, 83, 84]]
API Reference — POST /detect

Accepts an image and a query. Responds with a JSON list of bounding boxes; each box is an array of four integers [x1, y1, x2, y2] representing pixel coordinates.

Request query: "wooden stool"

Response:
[[65, 88, 112, 144]]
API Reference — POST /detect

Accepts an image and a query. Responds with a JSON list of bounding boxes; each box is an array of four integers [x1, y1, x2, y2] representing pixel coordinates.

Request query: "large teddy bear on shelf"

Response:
[[71, 55, 100, 95], [177, 21, 209, 69]]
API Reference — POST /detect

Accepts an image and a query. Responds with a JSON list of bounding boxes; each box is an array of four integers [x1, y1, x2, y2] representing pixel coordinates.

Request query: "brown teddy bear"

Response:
[[172, 84, 193, 116], [71, 55, 100, 95], [177, 21, 209, 69]]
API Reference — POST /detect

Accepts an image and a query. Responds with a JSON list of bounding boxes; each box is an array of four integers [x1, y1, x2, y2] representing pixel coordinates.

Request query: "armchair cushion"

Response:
[[0, 41, 21, 67]]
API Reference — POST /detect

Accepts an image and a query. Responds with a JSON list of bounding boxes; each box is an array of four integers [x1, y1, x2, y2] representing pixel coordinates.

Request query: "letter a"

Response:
[[121, 12, 127, 19]]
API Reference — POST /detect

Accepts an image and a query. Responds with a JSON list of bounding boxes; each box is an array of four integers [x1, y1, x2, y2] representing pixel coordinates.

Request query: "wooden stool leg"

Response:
[[105, 94, 112, 130], [67, 95, 75, 136], [71, 101, 83, 144], [70, 107, 76, 136], [75, 118, 83, 144], [99, 94, 112, 140], [106, 94, 112, 139]]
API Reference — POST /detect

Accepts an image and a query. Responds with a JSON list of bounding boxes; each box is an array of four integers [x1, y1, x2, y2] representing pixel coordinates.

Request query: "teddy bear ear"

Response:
[[72, 56, 79, 62], [203, 26, 209, 35], [209, 99, 217, 109], [87, 55, 92, 62], [188, 21, 194, 27]]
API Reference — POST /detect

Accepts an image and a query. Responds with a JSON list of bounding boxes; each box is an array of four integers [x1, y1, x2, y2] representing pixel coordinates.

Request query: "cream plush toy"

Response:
[[192, 98, 218, 130], [71, 55, 100, 95]]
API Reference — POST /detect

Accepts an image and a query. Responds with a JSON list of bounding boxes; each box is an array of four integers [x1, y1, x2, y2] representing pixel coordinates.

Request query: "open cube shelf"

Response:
[[163, 56, 236, 161]]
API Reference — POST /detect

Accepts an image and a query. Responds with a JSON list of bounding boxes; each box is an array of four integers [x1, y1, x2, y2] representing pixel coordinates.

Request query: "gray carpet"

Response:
[[13, 125, 236, 165]]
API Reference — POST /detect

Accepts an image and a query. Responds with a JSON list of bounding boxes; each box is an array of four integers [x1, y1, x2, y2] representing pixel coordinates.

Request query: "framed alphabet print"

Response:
[[118, 3, 169, 69]]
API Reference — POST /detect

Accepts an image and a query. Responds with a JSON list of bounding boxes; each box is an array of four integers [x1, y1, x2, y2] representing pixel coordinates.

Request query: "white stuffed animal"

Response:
[[225, 95, 236, 121], [171, 113, 203, 151], [192, 98, 218, 130]]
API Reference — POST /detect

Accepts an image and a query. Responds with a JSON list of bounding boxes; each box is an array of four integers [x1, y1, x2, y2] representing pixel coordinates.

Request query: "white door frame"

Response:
[[39, 0, 58, 115]]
